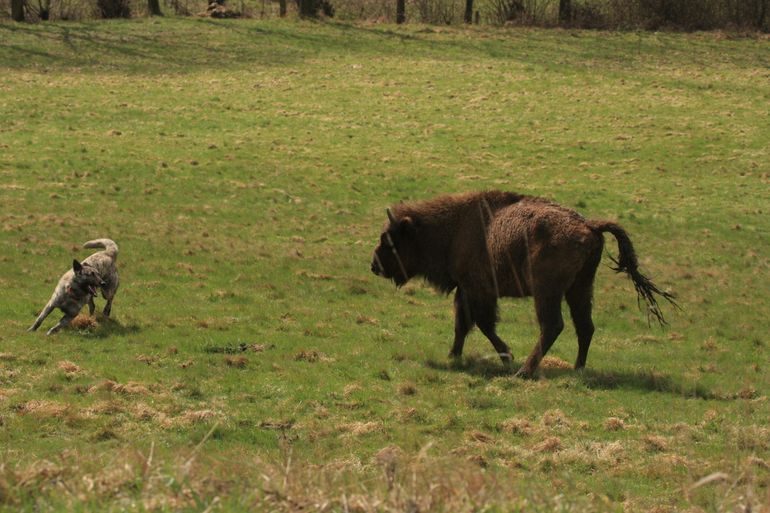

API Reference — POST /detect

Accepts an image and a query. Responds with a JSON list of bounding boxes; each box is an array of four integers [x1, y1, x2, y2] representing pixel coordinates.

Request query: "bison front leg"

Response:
[[472, 297, 513, 365], [450, 288, 475, 359], [516, 293, 564, 378]]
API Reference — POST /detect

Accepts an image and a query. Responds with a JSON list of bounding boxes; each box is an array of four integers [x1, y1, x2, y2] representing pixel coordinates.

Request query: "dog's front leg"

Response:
[[88, 296, 96, 316], [28, 303, 55, 332], [46, 315, 73, 335]]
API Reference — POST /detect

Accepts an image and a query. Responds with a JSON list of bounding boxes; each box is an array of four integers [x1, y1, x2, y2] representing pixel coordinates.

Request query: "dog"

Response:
[[28, 239, 120, 335]]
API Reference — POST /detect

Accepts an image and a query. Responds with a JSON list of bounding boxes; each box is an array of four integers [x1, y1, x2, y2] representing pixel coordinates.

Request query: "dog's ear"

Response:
[[72, 259, 83, 274]]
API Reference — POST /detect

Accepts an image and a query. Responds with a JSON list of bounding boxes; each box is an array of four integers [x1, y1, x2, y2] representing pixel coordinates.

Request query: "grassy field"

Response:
[[1, 18, 769, 512]]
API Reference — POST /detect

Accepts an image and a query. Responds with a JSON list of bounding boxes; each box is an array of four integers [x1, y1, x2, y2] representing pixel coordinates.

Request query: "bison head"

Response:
[[371, 208, 419, 287]]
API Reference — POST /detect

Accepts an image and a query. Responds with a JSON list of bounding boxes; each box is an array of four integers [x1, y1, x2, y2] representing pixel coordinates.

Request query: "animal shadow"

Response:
[[75, 315, 140, 339], [425, 354, 514, 378], [428, 356, 721, 400], [546, 367, 721, 400]]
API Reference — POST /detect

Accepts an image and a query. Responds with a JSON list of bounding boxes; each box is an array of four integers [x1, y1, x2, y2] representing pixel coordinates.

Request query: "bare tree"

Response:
[[279, 0, 286, 16], [12, 0, 25, 20], [559, 0, 571, 25], [396, 0, 405, 23], [148, 0, 161, 15], [464, 0, 473, 23], [298, 0, 314, 16]]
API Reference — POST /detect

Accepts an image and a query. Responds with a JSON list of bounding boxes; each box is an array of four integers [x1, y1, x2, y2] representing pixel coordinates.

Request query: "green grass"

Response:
[[1, 18, 769, 512]]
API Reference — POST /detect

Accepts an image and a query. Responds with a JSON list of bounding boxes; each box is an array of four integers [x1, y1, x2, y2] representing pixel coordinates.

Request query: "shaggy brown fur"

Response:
[[371, 191, 676, 377]]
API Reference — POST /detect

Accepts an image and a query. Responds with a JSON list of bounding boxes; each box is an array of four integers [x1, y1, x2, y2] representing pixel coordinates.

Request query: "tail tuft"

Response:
[[590, 221, 678, 325], [83, 238, 118, 258]]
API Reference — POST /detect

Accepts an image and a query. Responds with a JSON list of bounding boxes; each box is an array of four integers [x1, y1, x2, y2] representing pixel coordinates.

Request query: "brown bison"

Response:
[[370, 191, 676, 377]]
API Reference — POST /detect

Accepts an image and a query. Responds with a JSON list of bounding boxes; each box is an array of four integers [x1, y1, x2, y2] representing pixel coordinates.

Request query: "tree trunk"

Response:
[[279, 0, 286, 16], [396, 0, 405, 23], [148, 0, 161, 15], [11, 0, 24, 21], [558, 0, 571, 25], [299, 0, 315, 17], [464, 0, 473, 23]]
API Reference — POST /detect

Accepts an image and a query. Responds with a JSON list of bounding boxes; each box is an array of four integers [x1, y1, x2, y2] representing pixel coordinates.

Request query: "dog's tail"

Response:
[[83, 238, 119, 259]]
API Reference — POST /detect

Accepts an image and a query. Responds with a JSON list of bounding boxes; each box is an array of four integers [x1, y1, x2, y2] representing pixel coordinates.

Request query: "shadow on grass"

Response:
[[550, 367, 723, 400], [427, 356, 723, 400], [426, 354, 514, 379], [0, 19, 308, 72], [76, 316, 140, 339]]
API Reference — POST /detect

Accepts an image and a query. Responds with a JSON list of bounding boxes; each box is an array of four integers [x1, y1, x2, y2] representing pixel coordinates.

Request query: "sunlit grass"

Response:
[[0, 18, 768, 511]]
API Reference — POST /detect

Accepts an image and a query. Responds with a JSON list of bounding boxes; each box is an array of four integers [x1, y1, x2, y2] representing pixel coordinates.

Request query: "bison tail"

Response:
[[588, 220, 678, 325]]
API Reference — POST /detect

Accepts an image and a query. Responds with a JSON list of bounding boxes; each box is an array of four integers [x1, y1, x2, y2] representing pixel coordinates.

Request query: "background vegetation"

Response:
[[2, 0, 769, 30], [1, 17, 769, 512]]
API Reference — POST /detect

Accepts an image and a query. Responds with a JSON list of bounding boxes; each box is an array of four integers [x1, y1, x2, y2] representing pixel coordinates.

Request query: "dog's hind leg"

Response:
[[103, 298, 113, 317], [102, 278, 118, 317], [28, 302, 55, 332], [46, 315, 73, 336]]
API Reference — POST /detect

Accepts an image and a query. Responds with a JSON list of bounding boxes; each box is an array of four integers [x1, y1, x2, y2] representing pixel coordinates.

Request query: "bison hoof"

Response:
[[514, 367, 536, 379]]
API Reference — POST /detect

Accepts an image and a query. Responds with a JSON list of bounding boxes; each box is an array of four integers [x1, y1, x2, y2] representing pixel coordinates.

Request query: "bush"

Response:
[[96, 0, 130, 17]]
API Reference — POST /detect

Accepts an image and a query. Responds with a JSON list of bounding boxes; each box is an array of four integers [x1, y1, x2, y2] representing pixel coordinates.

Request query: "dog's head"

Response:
[[72, 260, 105, 296]]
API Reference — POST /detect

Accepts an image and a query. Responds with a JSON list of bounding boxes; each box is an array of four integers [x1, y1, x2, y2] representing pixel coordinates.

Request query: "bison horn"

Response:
[[386, 208, 396, 224]]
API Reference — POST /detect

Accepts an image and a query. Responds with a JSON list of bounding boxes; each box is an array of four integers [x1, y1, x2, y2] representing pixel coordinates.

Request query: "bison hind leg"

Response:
[[516, 292, 564, 378], [567, 248, 600, 370], [566, 282, 595, 370]]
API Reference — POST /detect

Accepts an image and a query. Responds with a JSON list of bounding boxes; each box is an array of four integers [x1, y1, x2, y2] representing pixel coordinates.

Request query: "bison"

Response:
[[370, 190, 676, 377]]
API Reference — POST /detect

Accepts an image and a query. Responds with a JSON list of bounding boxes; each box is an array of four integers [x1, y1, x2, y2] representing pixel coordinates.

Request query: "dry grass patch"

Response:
[[499, 417, 535, 436], [540, 356, 572, 370], [397, 382, 417, 396], [16, 399, 69, 418], [293, 349, 332, 363], [343, 383, 362, 396], [0, 388, 19, 401], [84, 400, 125, 416], [132, 403, 167, 423], [643, 434, 668, 453], [178, 409, 220, 425], [467, 430, 495, 444], [732, 425, 770, 451], [69, 314, 98, 330], [556, 441, 627, 469], [135, 354, 158, 365], [394, 407, 424, 423], [338, 421, 382, 437], [0, 352, 16, 361], [89, 380, 151, 396], [532, 436, 562, 453], [224, 355, 248, 368], [541, 409, 571, 430], [57, 361, 82, 373], [603, 417, 626, 431]]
